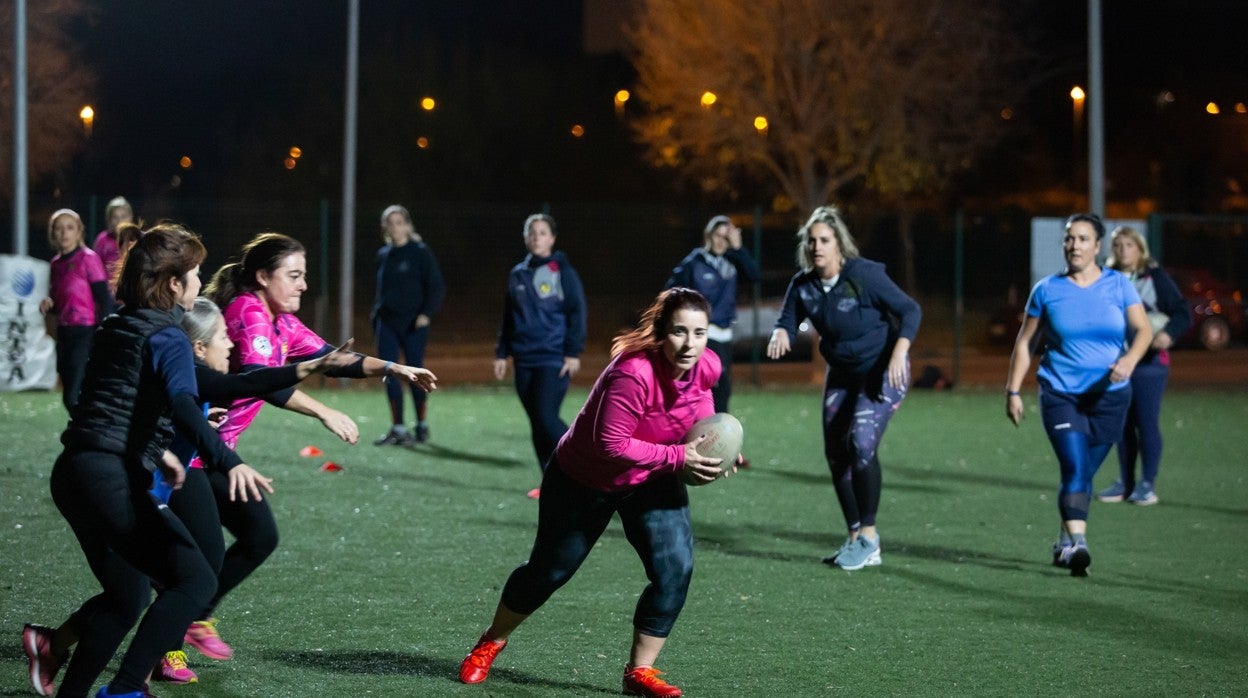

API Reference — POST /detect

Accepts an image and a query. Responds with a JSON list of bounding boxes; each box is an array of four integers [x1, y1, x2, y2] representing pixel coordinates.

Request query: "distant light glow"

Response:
[[1236, 102, 1247, 114], [1207, 102, 1221, 115], [615, 89, 630, 104], [79, 105, 94, 120], [700, 91, 717, 107], [1000, 107, 1014, 120], [753, 115, 768, 132], [416, 136, 429, 149], [421, 97, 436, 111], [570, 124, 585, 138], [1069, 86, 1085, 101], [179, 156, 192, 169], [289, 147, 302, 158], [284, 157, 297, 170]]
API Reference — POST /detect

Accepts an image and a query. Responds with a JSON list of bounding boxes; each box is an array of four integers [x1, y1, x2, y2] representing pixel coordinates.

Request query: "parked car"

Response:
[[731, 299, 815, 361], [1166, 267, 1245, 351], [985, 268, 1245, 351]]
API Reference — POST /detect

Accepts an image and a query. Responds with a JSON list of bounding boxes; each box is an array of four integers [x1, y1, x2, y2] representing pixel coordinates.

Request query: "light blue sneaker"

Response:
[[1096, 481, 1129, 502], [1057, 541, 1091, 577], [836, 535, 881, 571], [821, 537, 854, 566], [95, 686, 151, 698], [1127, 481, 1159, 505]]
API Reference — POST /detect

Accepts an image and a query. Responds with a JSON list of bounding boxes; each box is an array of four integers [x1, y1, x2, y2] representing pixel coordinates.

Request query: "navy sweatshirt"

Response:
[[774, 257, 921, 375], [496, 251, 587, 368], [666, 247, 759, 328], [372, 240, 445, 330]]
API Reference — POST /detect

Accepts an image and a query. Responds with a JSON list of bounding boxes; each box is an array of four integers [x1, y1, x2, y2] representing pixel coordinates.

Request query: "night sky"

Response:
[[61, 1, 1248, 208]]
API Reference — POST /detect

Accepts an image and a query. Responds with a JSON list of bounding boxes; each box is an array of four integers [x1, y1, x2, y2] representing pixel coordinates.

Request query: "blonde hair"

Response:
[[380, 204, 422, 244], [796, 206, 859, 272], [1107, 226, 1154, 273]]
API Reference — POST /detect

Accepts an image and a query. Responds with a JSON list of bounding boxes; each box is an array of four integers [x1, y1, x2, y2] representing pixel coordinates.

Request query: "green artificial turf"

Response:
[[2, 386, 1245, 696]]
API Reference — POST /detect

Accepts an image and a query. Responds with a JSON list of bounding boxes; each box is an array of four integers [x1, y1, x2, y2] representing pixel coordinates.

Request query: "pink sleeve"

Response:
[[280, 314, 329, 360], [695, 349, 720, 419], [592, 371, 684, 471], [227, 300, 281, 367], [84, 250, 107, 283]]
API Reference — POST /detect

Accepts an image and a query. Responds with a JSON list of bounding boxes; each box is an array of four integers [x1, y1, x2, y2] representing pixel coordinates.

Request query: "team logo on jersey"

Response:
[[837, 297, 858, 312], [252, 335, 273, 358]]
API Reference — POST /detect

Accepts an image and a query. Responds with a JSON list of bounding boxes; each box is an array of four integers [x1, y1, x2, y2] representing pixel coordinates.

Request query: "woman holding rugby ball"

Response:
[[460, 287, 735, 698]]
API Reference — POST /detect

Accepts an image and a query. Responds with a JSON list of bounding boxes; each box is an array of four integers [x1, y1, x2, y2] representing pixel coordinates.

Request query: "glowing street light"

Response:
[[753, 115, 768, 135], [289, 146, 303, 159], [1206, 102, 1221, 115], [79, 105, 94, 137], [420, 97, 436, 111], [1070, 85, 1086, 129], [179, 156, 192, 169], [570, 124, 585, 138], [614, 89, 630, 115], [700, 91, 717, 108]]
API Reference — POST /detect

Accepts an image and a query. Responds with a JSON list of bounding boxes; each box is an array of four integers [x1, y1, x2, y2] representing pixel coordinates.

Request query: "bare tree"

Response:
[[0, 0, 97, 197], [628, 0, 1026, 253]]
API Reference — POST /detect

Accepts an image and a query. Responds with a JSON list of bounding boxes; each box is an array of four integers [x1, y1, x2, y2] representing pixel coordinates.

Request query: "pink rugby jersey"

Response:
[[93, 230, 122, 282], [49, 246, 108, 327], [555, 348, 719, 492], [190, 293, 328, 467]]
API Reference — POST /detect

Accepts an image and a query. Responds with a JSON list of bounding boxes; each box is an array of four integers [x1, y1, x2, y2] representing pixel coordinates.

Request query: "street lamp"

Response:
[[1070, 86, 1085, 129], [700, 91, 717, 108], [614, 89, 630, 115], [79, 105, 94, 137], [753, 115, 768, 136]]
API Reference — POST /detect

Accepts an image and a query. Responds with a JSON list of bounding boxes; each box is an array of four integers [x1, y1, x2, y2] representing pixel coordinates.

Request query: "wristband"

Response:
[[1006, 390, 1020, 397], [382, 361, 393, 376]]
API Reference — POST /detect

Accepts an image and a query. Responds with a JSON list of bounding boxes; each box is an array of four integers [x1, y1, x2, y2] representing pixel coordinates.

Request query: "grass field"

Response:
[[2, 385, 1246, 697]]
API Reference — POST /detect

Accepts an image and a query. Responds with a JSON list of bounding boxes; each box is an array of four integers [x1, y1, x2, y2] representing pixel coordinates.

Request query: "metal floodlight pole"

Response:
[[1088, 0, 1105, 217], [13, 0, 28, 255], [339, 0, 360, 350]]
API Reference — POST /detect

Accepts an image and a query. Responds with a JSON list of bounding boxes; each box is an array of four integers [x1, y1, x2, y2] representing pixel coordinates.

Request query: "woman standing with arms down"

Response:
[[1097, 226, 1190, 506], [767, 206, 921, 572], [493, 213, 587, 497], [372, 204, 445, 446], [1005, 213, 1152, 577], [461, 288, 734, 698], [196, 232, 437, 659], [40, 209, 112, 412], [25, 225, 231, 698]]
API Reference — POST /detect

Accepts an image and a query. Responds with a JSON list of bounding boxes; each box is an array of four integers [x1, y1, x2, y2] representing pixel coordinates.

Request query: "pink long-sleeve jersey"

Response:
[[555, 348, 720, 492], [190, 292, 328, 468]]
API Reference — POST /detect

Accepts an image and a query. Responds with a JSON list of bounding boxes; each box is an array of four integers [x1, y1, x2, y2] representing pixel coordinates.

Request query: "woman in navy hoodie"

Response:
[[494, 213, 587, 497], [768, 206, 921, 572]]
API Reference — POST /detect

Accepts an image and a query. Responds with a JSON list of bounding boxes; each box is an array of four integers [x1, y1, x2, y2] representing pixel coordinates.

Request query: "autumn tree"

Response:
[[0, 0, 97, 197], [628, 0, 1027, 288]]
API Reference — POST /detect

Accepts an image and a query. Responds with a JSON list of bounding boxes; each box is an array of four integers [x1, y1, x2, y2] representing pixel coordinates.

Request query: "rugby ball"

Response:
[[684, 413, 744, 476]]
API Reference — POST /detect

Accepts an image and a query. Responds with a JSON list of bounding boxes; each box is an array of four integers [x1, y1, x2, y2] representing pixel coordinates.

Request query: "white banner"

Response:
[[0, 254, 58, 392]]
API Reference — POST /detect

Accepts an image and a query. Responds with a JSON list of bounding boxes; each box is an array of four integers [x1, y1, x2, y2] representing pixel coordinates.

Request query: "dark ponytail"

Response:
[[204, 232, 305, 308]]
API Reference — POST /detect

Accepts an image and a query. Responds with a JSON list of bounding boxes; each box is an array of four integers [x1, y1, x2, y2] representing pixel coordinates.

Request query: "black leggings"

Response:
[[51, 451, 216, 697], [55, 325, 94, 412], [204, 467, 279, 616], [165, 467, 225, 647]]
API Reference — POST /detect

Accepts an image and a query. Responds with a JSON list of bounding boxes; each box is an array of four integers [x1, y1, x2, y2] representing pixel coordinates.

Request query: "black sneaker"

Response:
[[374, 427, 413, 446], [415, 424, 430, 443]]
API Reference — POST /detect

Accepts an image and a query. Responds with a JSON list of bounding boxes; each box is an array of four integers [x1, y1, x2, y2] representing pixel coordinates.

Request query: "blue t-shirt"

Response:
[[1026, 269, 1141, 394]]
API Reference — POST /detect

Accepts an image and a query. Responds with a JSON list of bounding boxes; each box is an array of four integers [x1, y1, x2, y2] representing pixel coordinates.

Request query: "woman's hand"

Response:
[[886, 342, 910, 389], [1152, 330, 1173, 350], [298, 339, 358, 379], [39, 297, 54, 315], [1109, 355, 1139, 383], [1005, 393, 1024, 427], [158, 450, 186, 492], [493, 358, 508, 381], [319, 407, 360, 444], [681, 435, 723, 486], [414, 314, 431, 329], [766, 328, 791, 360], [559, 356, 581, 378], [206, 407, 229, 430], [226, 463, 275, 503], [387, 364, 439, 393]]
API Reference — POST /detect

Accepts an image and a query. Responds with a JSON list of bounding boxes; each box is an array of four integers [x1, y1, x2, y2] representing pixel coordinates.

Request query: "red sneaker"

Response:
[[23, 623, 66, 697], [622, 665, 683, 697], [459, 634, 506, 684], [526, 488, 541, 499]]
